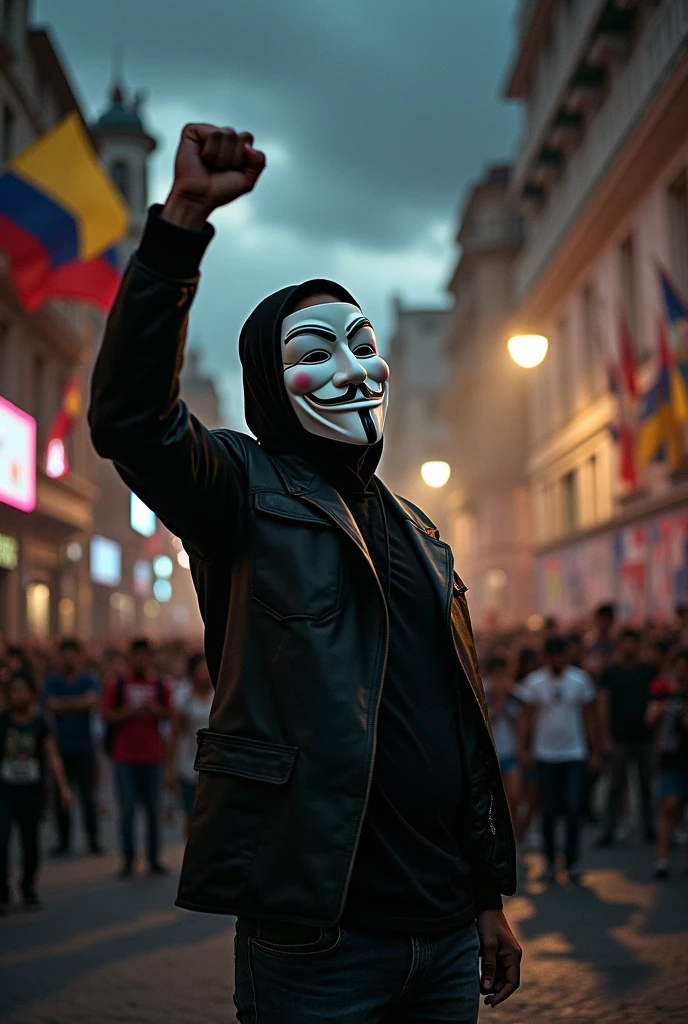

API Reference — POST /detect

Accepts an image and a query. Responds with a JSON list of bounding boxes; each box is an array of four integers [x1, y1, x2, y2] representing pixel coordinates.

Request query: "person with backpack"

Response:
[[101, 638, 171, 878]]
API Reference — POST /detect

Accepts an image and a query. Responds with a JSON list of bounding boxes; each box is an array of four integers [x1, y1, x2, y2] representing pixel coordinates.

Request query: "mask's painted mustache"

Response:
[[307, 381, 385, 407]]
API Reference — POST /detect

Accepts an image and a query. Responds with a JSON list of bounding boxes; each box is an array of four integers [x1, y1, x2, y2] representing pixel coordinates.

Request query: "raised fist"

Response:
[[164, 124, 266, 228]]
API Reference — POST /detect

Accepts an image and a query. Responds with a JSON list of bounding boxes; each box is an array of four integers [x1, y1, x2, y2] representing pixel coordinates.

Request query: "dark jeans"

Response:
[[603, 740, 654, 838], [55, 750, 98, 848], [537, 760, 587, 867], [113, 762, 161, 868], [234, 918, 480, 1023], [0, 784, 43, 900]]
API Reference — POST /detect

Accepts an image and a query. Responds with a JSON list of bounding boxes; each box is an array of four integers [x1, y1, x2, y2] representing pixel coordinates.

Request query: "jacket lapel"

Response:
[[375, 479, 454, 623]]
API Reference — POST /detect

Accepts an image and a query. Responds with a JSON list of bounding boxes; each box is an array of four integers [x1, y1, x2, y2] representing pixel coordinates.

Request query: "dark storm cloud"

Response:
[[36, 0, 520, 250]]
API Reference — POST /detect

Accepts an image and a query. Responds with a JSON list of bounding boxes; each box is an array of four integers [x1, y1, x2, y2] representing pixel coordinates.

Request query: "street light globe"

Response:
[[507, 333, 548, 368], [421, 460, 451, 488]]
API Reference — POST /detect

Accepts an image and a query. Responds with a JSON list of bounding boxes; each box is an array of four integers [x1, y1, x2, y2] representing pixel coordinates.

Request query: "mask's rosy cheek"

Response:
[[368, 358, 390, 383], [286, 370, 313, 395]]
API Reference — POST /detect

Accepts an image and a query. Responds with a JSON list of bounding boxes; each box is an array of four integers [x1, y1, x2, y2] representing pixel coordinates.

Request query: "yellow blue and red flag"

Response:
[[43, 379, 81, 480], [637, 319, 683, 470], [658, 269, 688, 419], [607, 310, 639, 488], [0, 112, 128, 312]]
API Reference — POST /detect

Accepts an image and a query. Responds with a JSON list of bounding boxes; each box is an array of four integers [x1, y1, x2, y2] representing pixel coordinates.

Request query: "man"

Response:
[[101, 638, 170, 878], [584, 603, 616, 682], [43, 638, 102, 856], [518, 636, 599, 884], [646, 648, 688, 878], [597, 627, 657, 846], [0, 671, 72, 911], [89, 123, 520, 1022]]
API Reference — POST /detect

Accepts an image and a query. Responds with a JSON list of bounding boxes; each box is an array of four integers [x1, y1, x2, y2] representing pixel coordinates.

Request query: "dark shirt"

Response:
[[0, 711, 53, 788], [340, 484, 477, 932], [601, 661, 656, 742], [43, 672, 99, 753]]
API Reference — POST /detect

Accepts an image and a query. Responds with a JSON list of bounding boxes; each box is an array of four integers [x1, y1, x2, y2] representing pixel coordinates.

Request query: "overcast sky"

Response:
[[35, 0, 520, 427]]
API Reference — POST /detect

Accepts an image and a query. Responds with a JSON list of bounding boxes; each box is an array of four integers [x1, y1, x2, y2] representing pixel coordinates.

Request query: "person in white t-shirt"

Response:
[[165, 653, 213, 836], [518, 635, 599, 884]]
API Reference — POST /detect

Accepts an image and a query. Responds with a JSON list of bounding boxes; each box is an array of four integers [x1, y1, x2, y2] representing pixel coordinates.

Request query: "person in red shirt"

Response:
[[102, 638, 171, 878]]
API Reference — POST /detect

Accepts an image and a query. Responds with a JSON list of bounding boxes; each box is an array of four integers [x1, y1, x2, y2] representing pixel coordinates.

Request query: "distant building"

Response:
[[379, 301, 451, 526], [0, 13, 100, 639], [506, 0, 688, 620], [440, 164, 532, 627]]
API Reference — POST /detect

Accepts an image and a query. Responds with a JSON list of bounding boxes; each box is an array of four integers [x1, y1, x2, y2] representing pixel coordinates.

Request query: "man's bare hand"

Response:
[[477, 909, 522, 1008], [163, 124, 266, 230]]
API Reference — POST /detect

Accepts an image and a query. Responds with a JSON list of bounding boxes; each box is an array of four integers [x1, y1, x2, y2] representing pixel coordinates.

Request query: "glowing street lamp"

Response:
[[421, 461, 451, 488], [507, 334, 548, 369]]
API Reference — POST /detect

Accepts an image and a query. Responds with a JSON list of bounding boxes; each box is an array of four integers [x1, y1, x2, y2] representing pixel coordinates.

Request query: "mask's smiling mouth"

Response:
[[306, 381, 386, 408]]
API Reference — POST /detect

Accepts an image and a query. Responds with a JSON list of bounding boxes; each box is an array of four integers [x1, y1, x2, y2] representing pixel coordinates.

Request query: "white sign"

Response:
[[0, 397, 36, 513], [90, 535, 122, 587], [130, 492, 157, 537]]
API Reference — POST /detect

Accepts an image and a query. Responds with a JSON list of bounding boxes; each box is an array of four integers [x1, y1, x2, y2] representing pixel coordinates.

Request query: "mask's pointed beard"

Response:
[[359, 408, 378, 443]]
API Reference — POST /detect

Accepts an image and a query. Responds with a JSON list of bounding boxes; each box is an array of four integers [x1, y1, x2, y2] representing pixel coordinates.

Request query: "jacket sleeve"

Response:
[[89, 206, 246, 560]]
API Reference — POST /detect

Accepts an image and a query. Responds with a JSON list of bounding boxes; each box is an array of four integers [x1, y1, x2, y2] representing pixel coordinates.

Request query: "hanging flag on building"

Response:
[[43, 379, 82, 480], [658, 267, 688, 417], [606, 309, 639, 488], [637, 319, 683, 471], [0, 112, 128, 312]]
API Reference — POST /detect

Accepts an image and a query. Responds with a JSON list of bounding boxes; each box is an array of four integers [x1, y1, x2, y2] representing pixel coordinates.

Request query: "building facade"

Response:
[[506, 0, 688, 620], [379, 300, 452, 528], [0, 4, 99, 639], [441, 165, 533, 627]]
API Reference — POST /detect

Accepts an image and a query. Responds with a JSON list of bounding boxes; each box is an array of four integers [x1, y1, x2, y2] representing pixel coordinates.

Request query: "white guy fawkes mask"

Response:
[[281, 302, 390, 445]]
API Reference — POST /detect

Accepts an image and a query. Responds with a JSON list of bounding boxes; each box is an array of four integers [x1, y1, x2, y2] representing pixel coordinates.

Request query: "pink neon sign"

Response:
[[0, 396, 36, 513]]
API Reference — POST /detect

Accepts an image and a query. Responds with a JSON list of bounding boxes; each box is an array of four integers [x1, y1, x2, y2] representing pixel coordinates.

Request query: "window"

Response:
[[110, 160, 130, 202], [562, 469, 578, 534], [588, 453, 598, 523], [619, 234, 637, 343], [668, 171, 688, 295], [582, 284, 603, 397], [26, 582, 50, 639], [1, 103, 15, 164], [558, 315, 572, 420], [32, 354, 45, 447]]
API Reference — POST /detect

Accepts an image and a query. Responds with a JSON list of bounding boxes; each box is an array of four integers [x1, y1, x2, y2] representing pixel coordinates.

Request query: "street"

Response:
[[0, 829, 686, 1024]]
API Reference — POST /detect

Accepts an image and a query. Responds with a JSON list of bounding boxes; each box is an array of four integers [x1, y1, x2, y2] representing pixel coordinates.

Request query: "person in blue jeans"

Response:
[[43, 638, 102, 856], [518, 636, 600, 884], [101, 639, 171, 878]]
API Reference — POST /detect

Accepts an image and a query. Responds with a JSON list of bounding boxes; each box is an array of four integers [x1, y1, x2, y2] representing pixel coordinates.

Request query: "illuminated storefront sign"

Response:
[[0, 397, 36, 513], [130, 492, 157, 537], [0, 533, 18, 570], [90, 535, 122, 587]]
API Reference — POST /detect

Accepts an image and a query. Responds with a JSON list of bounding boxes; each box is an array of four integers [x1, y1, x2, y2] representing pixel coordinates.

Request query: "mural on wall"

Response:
[[538, 507, 688, 621]]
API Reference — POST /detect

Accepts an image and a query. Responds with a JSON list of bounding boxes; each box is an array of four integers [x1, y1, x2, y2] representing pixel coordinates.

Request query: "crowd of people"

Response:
[[0, 601, 687, 911], [479, 603, 688, 884], [0, 634, 212, 911]]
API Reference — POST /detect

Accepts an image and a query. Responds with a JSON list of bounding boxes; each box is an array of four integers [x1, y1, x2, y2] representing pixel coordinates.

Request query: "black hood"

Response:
[[238, 279, 384, 492]]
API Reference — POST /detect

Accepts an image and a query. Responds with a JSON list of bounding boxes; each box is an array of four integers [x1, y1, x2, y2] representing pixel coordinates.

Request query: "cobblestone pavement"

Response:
[[0, 829, 686, 1024]]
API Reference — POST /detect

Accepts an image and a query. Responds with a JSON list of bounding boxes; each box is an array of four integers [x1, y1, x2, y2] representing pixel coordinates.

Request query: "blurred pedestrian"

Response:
[[518, 636, 599, 883], [646, 649, 688, 878], [584, 603, 616, 682], [101, 638, 171, 878], [484, 656, 522, 836], [0, 671, 72, 912], [166, 652, 213, 835], [43, 638, 103, 856], [597, 628, 656, 846]]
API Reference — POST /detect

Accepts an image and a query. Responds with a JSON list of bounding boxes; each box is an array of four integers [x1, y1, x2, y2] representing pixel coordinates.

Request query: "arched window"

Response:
[[111, 159, 130, 202]]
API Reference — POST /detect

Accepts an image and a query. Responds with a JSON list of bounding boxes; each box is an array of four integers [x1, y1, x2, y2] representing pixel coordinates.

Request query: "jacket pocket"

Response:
[[194, 730, 298, 783], [251, 492, 343, 621]]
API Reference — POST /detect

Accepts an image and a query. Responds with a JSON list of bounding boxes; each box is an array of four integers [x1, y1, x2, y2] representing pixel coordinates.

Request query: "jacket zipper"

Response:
[[337, 572, 390, 918], [488, 791, 496, 837]]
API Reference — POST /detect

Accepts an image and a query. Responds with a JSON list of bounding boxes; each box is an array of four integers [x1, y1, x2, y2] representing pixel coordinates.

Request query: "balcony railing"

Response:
[[515, 0, 688, 301]]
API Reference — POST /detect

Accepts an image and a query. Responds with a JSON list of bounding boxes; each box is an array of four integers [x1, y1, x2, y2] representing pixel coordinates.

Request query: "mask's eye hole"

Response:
[[353, 344, 376, 358], [300, 351, 331, 364]]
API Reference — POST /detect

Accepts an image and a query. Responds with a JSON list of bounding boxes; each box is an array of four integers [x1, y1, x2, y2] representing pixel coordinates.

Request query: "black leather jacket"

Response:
[[89, 251, 517, 925]]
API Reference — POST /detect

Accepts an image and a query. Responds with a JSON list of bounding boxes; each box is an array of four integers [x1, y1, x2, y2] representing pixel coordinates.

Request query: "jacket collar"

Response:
[[271, 454, 453, 616]]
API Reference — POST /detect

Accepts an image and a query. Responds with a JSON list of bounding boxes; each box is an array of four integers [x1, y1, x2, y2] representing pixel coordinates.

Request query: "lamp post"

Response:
[[507, 333, 548, 368]]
